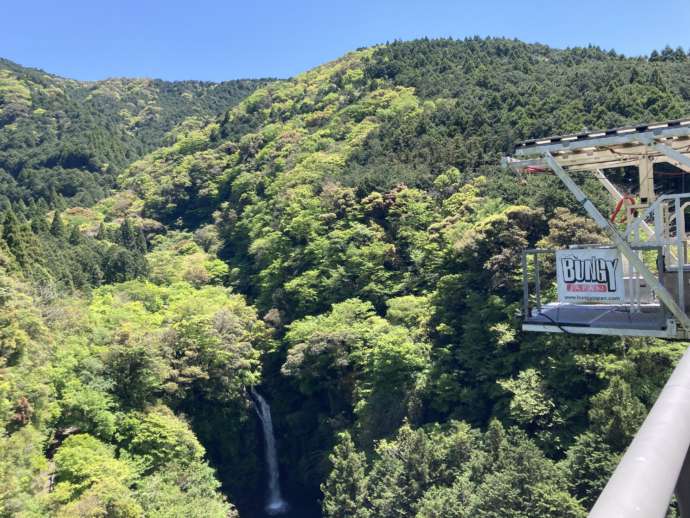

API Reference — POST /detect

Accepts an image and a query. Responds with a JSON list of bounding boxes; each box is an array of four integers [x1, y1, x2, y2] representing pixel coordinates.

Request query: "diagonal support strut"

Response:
[[649, 140, 690, 172]]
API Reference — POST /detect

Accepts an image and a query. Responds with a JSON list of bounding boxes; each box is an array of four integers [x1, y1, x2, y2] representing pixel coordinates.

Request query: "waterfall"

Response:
[[250, 387, 289, 515]]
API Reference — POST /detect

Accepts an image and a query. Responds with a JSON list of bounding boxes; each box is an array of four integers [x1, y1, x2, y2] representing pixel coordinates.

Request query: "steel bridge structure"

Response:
[[504, 118, 690, 517]]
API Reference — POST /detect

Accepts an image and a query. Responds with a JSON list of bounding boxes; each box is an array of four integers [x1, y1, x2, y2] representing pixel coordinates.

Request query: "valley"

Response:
[[1, 38, 690, 517]]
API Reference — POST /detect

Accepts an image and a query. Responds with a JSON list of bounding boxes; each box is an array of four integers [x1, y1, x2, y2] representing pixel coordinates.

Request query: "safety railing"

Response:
[[589, 347, 690, 517], [522, 245, 665, 319]]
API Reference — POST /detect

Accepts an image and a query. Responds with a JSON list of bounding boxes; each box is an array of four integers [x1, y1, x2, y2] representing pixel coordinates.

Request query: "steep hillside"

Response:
[[2, 38, 690, 517], [0, 58, 270, 206], [120, 38, 690, 312], [115, 38, 690, 514]]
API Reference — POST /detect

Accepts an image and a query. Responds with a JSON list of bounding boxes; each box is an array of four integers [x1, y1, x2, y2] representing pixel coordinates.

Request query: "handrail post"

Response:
[[534, 253, 541, 311], [522, 252, 529, 318]]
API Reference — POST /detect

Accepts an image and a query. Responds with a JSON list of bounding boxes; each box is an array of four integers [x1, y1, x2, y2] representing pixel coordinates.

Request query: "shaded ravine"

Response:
[[250, 387, 290, 516]]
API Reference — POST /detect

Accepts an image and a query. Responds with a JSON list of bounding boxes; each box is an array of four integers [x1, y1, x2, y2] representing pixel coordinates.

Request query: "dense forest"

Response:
[[0, 57, 269, 207], [2, 38, 690, 517]]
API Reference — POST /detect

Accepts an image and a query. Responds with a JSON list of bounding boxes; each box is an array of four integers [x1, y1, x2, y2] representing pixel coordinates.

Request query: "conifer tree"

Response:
[[30, 209, 48, 234], [96, 222, 107, 241], [120, 218, 135, 248], [321, 432, 370, 518], [36, 198, 49, 213], [135, 227, 147, 253], [2, 209, 26, 263], [48, 187, 67, 210], [68, 225, 82, 245], [16, 200, 28, 217], [49, 212, 65, 238]]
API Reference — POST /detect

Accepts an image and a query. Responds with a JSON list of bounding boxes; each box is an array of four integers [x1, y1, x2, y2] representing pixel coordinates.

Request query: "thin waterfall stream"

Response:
[[250, 387, 289, 515]]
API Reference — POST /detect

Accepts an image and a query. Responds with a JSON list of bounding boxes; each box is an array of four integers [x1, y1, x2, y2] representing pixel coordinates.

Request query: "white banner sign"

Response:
[[556, 248, 625, 303]]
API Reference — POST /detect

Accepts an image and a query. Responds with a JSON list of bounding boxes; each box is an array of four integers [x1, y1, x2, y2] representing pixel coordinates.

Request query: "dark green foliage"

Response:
[[103, 246, 148, 283], [0, 203, 148, 290], [119, 218, 136, 249], [588, 377, 647, 451], [322, 420, 586, 517], [49, 211, 65, 237], [136, 226, 148, 253], [96, 222, 106, 240], [0, 57, 271, 208], [563, 432, 619, 509], [68, 224, 81, 245], [342, 38, 690, 192]]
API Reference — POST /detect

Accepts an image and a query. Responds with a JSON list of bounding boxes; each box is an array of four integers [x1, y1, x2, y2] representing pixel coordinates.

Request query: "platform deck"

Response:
[[525, 302, 668, 331]]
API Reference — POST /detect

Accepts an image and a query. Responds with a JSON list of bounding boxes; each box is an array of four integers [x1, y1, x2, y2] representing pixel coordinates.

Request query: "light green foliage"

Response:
[[498, 368, 560, 429], [386, 295, 432, 338], [0, 221, 259, 515], [0, 425, 49, 516], [146, 232, 228, 286], [284, 298, 429, 441], [118, 407, 204, 473], [93, 190, 146, 223], [0, 69, 31, 122], [56, 377, 118, 439], [90, 280, 267, 403], [135, 461, 236, 518], [52, 434, 135, 502], [0, 269, 57, 437], [0, 270, 47, 370], [55, 477, 143, 518]]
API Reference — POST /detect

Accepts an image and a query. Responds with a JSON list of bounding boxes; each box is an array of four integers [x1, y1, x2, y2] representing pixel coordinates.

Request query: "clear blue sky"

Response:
[[3, 0, 690, 82]]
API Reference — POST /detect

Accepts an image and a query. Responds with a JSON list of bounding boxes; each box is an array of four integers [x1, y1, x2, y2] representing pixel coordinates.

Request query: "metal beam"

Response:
[[522, 323, 678, 339], [594, 169, 655, 245], [651, 141, 690, 172], [589, 346, 690, 517], [639, 155, 655, 204], [517, 126, 690, 157], [542, 152, 690, 330], [517, 118, 690, 150], [508, 143, 690, 173], [593, 168, 626, 200], [593, 169, 658, 244]]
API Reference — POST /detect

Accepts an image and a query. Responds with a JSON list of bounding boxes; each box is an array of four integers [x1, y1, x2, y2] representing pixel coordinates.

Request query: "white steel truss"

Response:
[[505, 118, 690, 339]]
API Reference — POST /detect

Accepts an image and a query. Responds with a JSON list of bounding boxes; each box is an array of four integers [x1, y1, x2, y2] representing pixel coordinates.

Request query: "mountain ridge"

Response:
[[0, 56, 274, 207], [1, 37, 690, 517]]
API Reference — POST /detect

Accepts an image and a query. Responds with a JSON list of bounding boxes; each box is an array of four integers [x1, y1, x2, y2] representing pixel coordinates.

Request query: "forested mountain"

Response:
[[0, 57, 269, 206], [2, 38, 690, 517]]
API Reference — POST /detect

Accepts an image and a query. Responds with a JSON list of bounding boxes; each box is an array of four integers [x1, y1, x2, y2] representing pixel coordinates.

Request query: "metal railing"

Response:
[[522, 245, 665, 320], [589, 347, 690, 517], [521, 248, 553, 318]]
